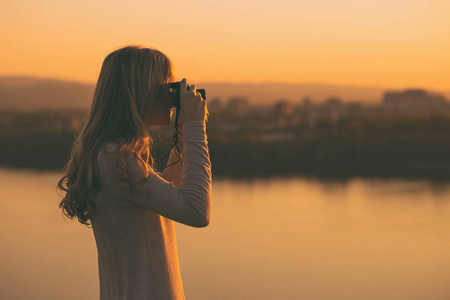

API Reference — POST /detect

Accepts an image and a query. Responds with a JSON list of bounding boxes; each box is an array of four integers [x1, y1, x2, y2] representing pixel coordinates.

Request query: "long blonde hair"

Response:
[[57, 45, 175, 226]]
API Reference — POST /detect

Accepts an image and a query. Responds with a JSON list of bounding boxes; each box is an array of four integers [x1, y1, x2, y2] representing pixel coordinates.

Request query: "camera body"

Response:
[[169, 82, 206, 108]]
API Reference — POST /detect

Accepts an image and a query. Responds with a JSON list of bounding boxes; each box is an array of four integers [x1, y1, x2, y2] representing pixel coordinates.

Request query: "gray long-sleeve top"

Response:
[[91, 121, 212, 300]]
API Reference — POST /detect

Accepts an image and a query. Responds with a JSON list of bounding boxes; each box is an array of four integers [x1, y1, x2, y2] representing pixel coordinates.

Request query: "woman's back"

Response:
[[91, 121, 211, 300]]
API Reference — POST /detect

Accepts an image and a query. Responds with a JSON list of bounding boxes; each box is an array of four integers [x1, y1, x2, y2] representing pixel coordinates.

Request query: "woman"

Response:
[[57, 45, 212, 300]]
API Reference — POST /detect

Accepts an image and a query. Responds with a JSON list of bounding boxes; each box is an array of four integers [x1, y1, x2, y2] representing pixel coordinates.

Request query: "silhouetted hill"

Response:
[[0, 76, 94, 111], [1, 76, 449, 111]]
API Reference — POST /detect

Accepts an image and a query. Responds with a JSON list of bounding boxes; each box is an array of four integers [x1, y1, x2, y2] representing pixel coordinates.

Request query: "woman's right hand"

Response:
[[178, 78, 208, 123]]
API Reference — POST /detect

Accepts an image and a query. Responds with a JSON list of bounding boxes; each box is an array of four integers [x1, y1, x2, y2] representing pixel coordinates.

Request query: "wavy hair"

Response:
[[57, 45, 175, 226]]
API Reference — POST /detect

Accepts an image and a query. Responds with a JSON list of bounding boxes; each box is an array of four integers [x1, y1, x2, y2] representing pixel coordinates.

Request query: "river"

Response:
[[0, 168, 449, 300]]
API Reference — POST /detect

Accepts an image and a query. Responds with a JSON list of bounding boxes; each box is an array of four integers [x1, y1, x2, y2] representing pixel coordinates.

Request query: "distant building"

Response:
[[302, 96, 312, 108], [323, 97, 344, 110], [208, 98, 223, 111], [297, 96, 317, 129], [273, 99, 294, 117], [272, 99, 301, 129], [227, 96, 250, 116], [321, 97, 346, 121], [228, 96, 248, 108], [382, 89, 448, 113]]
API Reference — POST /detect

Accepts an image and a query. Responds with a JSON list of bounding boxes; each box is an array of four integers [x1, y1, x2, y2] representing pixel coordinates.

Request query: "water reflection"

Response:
[[1, 168, 449, 300]]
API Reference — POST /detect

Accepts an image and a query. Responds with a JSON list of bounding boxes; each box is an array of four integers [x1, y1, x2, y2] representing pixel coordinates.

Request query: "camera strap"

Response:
[[154, 103, 182, 172]]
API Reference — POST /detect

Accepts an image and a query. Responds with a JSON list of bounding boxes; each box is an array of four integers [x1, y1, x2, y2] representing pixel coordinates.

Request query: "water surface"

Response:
[[1, 168, 449, 300]]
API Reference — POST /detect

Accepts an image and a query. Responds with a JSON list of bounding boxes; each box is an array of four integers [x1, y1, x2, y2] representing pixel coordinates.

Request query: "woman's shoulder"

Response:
[[97, 142, 119, 166], [99, 143, 148, 174], [98, 142, 128, 161], [103, 142, 120, 153], [97, 143, 117, 173]]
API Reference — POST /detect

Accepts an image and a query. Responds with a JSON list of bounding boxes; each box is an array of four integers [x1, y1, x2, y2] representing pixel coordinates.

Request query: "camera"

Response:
[[169, 82, 206, 108]]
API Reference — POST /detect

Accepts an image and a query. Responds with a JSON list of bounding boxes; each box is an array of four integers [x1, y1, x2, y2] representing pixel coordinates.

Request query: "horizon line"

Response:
[[0, 74, 449, 93]]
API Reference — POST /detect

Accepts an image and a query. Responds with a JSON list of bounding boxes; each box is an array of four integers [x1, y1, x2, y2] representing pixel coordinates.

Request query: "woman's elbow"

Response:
[[185, 194, 211, 228], [191, 213, 210, 228]]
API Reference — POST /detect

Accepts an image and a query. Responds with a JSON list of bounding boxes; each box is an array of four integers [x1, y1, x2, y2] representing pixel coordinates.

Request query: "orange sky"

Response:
[[1, 0, 449, 91]]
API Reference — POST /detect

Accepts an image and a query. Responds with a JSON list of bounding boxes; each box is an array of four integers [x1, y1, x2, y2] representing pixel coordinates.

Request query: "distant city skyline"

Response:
[[1, 0, 449, 91], [2, 75, 450, 112]]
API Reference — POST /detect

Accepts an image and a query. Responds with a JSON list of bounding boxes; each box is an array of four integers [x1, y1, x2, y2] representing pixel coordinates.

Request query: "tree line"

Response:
[[1, 109, 449, 180]]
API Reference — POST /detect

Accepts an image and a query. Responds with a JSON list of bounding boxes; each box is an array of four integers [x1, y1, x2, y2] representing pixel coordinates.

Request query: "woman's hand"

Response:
[[178, 78, 208, 124]]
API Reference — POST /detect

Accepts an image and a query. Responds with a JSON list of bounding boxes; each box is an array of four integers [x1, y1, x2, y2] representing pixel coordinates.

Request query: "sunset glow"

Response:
[[1, 0, 449, 90]]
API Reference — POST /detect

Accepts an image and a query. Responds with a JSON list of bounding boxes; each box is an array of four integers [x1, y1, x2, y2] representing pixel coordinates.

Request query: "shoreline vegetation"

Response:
[[1, 108, 450, 181]]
